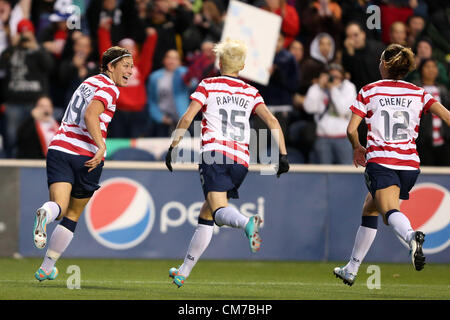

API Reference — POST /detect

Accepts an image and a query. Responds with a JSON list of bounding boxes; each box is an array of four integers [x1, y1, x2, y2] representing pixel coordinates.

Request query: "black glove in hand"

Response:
[[165, 146, 174, 172], [276, 154, 289, 178]]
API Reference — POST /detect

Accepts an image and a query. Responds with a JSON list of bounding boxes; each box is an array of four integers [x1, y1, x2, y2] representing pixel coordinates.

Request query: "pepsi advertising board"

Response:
[[18, 166, 450, 263]]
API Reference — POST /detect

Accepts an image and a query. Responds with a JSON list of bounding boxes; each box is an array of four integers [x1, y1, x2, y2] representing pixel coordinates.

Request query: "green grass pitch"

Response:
[[0, 258, 449, 300]]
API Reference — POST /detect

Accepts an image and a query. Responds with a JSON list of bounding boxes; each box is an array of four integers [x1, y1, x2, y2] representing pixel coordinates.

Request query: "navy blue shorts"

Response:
[[198, 151, 248, 199], [46, 149, 104, 199], [364, 162, 420, 200]]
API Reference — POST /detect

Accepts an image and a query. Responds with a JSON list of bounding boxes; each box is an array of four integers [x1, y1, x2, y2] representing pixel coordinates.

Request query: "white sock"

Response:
[[178, 222, 214, 278], [387, 211, 415, 244], [345, 226, 377, 274], [40, 201, 61, 225], [40, 224, 74, 273], [213, 206, 249, 229]]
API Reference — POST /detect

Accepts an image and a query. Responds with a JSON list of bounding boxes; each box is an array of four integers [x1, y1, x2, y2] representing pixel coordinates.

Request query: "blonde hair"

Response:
[[382, 44, 415, 79], [214, 39, 247, 74]]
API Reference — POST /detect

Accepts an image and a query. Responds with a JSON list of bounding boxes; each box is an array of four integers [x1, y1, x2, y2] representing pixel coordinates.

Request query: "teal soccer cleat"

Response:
[[245, 215, 262, 253], [169, 267, 186, 288], [35, 267, 59, 282]]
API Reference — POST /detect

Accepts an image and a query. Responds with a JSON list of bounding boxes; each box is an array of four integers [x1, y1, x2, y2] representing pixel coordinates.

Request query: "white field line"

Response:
[[0, 279, 449, 289]]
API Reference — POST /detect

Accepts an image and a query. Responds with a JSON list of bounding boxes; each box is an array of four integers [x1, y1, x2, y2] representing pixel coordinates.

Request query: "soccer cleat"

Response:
[[169, 267, 186, 288], [245, 215, 262, 253], [34, 267, 58, 282], [173, 275, 186, 288], [169, 267, 179, 279], [333, 266, 356, 286], [33, 208, 48, 249], [410, 231, 426, 271]]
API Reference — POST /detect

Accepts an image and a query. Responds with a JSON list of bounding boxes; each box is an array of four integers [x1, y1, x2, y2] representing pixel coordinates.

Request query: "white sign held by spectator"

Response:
[[220, 1, 281, 86]]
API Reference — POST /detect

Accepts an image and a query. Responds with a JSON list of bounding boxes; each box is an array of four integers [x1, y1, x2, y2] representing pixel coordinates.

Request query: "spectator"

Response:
[[0, 18, 54, 157], [254, 33, 298, 142], [182, 0, 225, 56], [298, 0, 342, 50], [389, 21, 407, 46], [406, 14, 425, 47], [303, 63, 355, 164], [0, 0, 31, 54], [301, 32, 335, 93], [145, 0, 193, 70], [98, 20, 158, 138], [342, 22, 385, 91], [405, 38, 449, 88], [16, 95, 59, 159], [59, 33, 98, 108], [379, 1, 414, 45], [147, 49, 190, 137], [413, 58, 450, 166], [261, 0, 299, 48], [183, 40, 219, 90], [288, 39, 316, 162]]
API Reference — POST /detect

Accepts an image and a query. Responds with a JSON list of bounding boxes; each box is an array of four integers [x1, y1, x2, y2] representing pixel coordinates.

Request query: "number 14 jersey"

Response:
[[49, 74, 120, 157], [350, 80, 437, 170], [191, 76, 265, 167]]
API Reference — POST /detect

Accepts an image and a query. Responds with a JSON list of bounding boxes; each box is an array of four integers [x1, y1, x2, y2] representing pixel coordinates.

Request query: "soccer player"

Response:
[[165, 39, 290, 288], [32, 46, 133, 281], [333, 44, 450, 286]]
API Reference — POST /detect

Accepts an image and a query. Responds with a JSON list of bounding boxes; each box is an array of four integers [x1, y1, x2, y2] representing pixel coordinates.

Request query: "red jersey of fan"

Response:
[[350, 80, 438, 170], [190, 76, 265, 167], [49, 74, 119, 157]]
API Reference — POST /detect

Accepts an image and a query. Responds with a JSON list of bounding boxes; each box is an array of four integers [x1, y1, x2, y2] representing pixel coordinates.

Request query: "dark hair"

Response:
[[418, 57, 437, 77], [382, 44, 415, 79], [345, 21, 365, 33], [100, 46, 131, 73]]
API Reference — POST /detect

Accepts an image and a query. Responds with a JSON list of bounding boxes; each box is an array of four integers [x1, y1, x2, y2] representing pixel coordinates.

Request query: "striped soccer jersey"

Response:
[[49, 74, 119, 158], [350, 80, 438, 170], [190, 75, 265, 167]]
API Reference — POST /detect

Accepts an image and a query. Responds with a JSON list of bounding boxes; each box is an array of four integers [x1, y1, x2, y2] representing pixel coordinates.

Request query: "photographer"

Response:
[[0, 18, 54, 157], [303, 63, 356, 164]]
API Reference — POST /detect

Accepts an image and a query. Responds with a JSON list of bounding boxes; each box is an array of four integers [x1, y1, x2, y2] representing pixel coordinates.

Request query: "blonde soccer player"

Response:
[[334, 44, 450, 286], [32, 46, 133, 281], [165, 39, 290, 288]]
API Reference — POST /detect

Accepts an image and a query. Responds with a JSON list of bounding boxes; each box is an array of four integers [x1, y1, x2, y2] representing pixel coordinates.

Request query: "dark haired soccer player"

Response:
[[33, 46, 133, 281], [334, 44, 450, 286]]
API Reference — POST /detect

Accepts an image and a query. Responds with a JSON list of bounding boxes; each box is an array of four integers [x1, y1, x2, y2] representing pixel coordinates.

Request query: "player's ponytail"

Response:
[[100, 46, 131, 73], [382, 44, 415, 79]]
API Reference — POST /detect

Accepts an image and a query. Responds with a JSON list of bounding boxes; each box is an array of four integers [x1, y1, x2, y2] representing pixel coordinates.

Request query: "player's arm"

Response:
[[347, 112, 366, 167], [165, 100, 202, 172], [429, 102, 450, 127], [84, 100, 106, 172], [255, 103, 289, 177]]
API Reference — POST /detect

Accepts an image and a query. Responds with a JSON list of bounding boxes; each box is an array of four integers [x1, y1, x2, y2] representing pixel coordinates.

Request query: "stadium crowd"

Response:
[[0, 0, 449, 165]]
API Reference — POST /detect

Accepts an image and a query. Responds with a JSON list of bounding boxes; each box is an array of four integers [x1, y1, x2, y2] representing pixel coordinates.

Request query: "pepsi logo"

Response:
[[85, 177, 155, 250], [400, 183, 450, 254]]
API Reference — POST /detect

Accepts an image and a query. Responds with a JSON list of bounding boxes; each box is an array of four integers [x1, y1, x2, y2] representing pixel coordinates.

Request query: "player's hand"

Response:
[[165, 146, 174, 172], [85, 147, 106, 172], [353, 145, 367, 168], [276, 154, 289, 178]]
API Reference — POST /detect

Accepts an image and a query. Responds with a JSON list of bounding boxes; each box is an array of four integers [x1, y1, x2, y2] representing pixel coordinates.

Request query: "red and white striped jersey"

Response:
[[350, 79, 438, 170], [49, 74, 119, 157], [190, 76, 265, 167]]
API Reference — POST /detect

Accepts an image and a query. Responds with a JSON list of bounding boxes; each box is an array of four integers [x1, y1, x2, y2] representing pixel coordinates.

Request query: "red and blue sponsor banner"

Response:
[[18, 166, 450, 262]]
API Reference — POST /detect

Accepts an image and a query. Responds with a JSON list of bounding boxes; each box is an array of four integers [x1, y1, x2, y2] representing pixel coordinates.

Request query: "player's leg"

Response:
[[172, 201, 215, 287], [36, 196, 90, 281], [334, 192, 379, 285], [375, 185, 425, 271]]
